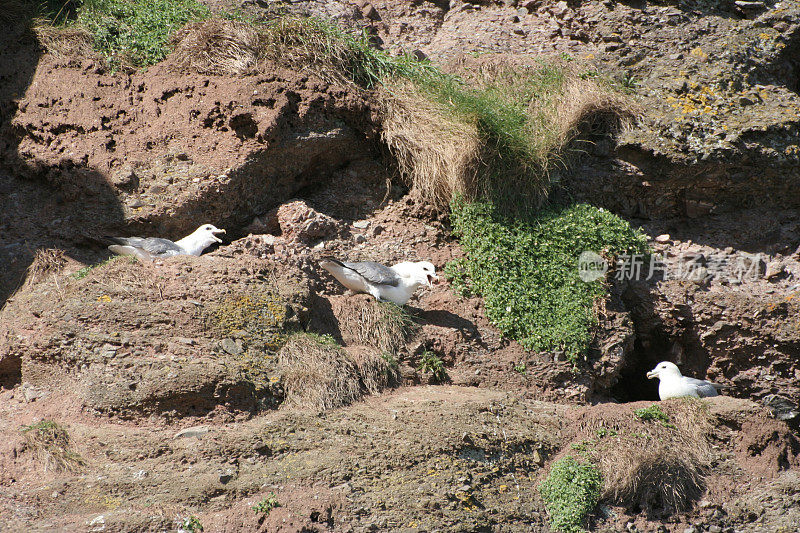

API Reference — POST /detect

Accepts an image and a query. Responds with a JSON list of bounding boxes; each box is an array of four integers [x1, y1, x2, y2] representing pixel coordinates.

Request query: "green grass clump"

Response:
[[448, 199, 649, 361], [417, 350, 446, 384], [78, 0, 210, 66], [634, 405, 675, 428], [539, 456, 602, 533], [179, 516, 203, 532], [251, 493, 280, 515]]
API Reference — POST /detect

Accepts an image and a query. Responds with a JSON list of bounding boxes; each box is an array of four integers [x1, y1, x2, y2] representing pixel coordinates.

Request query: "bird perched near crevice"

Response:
[[106, 224, 226, 261], [647, 361, 726, 400], [319, 258, 438, 305]]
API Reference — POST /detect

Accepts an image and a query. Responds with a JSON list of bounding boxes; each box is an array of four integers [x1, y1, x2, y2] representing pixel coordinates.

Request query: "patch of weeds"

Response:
[[71, 256, 131, 279], [75, 0, 211, 67], [634, 405, 676, 428], [21, 420, 85, 472], [514, 362, 527, 374], [539, 456, 602, 533], [560, 52, 574, 62], [251, 493, 280, 515], [381, 352, 399, 373], [595, 427, 617, 438], [444, 257, 473, 297], [179, 516, 204, 532], [418, 350, 446, 383], [448, 199, 649, 361], [619, 71, 639, 93], [579, 70, 599, 80], [570, 438, 597, 454]]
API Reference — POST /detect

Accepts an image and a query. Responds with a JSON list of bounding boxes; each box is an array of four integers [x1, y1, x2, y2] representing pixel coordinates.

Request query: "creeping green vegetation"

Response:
[[21, 420, 85, 472], [179, 516, 204, 532], [595, 427, 617, 438], [514, 362, 527, 374], [634, 405, 676, 428], [251, 493, 280, 515], [71, 256, 133, 279], [418, 350, 447, 384], [539, 456, 602, 533], [76, 0, 210, 67], [448, 199, 649, 361]]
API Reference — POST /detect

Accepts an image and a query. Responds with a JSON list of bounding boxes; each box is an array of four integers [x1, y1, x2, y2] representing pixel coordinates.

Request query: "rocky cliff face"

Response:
[[1, 2, 799, 532]]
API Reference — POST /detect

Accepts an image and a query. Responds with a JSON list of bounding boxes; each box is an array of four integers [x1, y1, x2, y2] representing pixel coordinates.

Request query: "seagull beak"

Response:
[[646, 370, 657, 379], [212, 228, 226, 243]]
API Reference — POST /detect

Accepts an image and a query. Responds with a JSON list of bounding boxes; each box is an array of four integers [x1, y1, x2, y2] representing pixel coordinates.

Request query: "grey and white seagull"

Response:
[[107, 224, 226, 261], [319, 258, 438, 305], [646, 361, 726, 400]]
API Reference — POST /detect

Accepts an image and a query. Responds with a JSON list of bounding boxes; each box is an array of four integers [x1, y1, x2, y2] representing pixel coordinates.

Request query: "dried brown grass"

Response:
[[555, 77, 637, 147], [34, 23, 95, 58], [278, 334, 363, 411], [169, 18, 261, 75], [336, 297, 412, 357], [379, 82, 482, 209], [346, 345, 398, 394], [22, 420, 85, 473], [579, 400, 712, 513], [25, 248, 67, 287]]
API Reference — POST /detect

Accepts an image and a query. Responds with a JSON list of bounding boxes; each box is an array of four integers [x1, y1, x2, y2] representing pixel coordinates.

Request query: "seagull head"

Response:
[[393, 261, 439, 288], [192, 224, 226, 244], [646, 361, 682, 381]]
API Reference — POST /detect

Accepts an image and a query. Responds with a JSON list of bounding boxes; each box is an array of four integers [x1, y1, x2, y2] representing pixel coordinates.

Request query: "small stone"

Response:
[[354, 234, 366, 244], [765, 261, 784, 279], [110, 166, 139, 190], [683, 528, 697, 533], [149, 184, 165, 194], [176, 337, 195, 346], [219, 470, 234, 484], [127, 198, 144, 208], [708, 526, 722, 533], [174, 426, 210, 439], [353, 220, 369, 229], [221, 338, 242, 355], [362, 4, 380, 20], [371, 225, 384, 236], [655, 234, 671, 243]]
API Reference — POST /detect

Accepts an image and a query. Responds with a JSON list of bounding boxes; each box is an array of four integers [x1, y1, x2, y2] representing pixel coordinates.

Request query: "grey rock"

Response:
[[762, 394, 799, 422], [221, 338, 242, 355], [174, 426, 210, 439]]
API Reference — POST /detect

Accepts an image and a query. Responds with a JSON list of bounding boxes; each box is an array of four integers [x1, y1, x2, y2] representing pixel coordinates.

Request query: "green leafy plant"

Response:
[[72, 0, 211, 67], [448, 199, 649, 362], [514, 362, 527, 374], [251, 493, 280, 515], [634, 405, 676, 428], [418, 350, 446, 383], [539, 456, 602, 533], [180, 516, 204, 532]]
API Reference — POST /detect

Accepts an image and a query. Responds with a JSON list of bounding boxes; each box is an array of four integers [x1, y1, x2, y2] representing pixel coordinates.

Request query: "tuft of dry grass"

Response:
[[379, 82, 481, 209], [579, 400, 712, 513], [21, 420, 85, 473], [346, 345, 398, 394], [277, 333, 363, 411], [33, 23, 95, 58], [25, 248, 67, 287], [169, 18, 261, 75], [336, 298, 414, 357]]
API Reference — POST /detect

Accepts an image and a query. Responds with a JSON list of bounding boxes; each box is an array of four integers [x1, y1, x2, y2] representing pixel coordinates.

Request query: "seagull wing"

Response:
[[341, 261, 401, 287], [108, 236, 183, 256], [683, 377, 721, 398]]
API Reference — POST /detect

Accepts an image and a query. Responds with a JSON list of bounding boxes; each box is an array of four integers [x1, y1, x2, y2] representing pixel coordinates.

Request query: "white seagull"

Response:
[[646, 361, 726, 400], [319, 258, 438, 305], [107, 224, 226, 261]]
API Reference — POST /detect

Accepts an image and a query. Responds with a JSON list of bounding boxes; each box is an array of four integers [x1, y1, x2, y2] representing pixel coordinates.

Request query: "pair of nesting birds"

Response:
[[107, 225, 438, 305]]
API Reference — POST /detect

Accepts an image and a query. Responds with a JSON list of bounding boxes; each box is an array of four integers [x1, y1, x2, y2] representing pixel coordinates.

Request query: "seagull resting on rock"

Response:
[[107, 224, 226, 261], [646, 361, 726, 400], [319, 258, 438, 305]]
